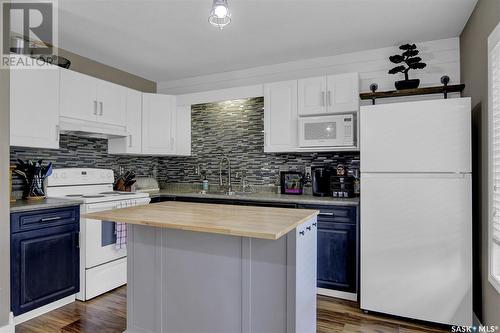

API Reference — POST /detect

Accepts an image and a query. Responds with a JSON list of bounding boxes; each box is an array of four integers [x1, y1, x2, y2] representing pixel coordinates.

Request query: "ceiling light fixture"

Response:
[[209, 0, 231, 30]]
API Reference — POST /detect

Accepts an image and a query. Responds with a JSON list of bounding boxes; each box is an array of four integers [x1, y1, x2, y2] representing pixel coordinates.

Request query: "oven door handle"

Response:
[[85, 203, 121, 214], [84, 198, 150, 214]]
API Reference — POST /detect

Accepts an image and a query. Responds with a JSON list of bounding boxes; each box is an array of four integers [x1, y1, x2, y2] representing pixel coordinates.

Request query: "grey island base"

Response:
[[85, 202, 319, 333]]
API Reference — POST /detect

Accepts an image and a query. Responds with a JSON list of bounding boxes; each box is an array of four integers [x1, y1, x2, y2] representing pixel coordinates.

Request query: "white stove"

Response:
[[46, 168, 151, 301], [47, 168, 149, 202]]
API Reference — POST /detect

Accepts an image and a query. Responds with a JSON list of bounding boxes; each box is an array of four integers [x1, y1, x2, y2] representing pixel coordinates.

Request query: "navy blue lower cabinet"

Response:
[[298, 204, 359, 294], [11, 206, 80, 316], [317, 222, 357, 292]]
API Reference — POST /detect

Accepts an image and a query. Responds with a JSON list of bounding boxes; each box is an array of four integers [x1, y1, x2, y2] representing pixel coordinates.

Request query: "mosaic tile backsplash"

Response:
[[10, 135, 162, 193], [160, 97, 359, 186], [10, 97, 359, 192]]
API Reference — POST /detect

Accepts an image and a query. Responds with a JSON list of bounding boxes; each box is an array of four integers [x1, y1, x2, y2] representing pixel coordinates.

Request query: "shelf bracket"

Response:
[[369, 83, 378, 105], [441, 76, 450, 99]]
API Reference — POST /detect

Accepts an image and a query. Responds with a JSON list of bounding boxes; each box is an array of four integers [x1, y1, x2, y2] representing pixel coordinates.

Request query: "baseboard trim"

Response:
[[317, 288, 357, 301], [13, 294, 75, 325], [123, 328, 155, 333], [0, 321, 14, 333]]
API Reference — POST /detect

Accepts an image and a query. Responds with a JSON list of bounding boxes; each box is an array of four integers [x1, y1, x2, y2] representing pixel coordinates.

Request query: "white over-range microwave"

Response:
[[298, 114, 354, 148]]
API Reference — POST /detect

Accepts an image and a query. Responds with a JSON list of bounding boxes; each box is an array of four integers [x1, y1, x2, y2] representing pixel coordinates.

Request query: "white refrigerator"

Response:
[[360, 98, 472, 326]]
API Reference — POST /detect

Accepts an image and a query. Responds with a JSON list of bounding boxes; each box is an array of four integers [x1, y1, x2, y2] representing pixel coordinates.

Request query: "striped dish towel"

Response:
[[115, 222, 127, 250]]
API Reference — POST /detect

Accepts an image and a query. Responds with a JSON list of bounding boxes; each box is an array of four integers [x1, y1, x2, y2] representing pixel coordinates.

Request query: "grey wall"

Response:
[[58, 48, 156, 93], [0, 67, 11, 326], [460, 0, 500, 325]]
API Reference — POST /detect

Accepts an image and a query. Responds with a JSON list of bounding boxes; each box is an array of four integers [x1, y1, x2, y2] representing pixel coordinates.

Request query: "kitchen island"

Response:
[[85, 201, 319, 333]]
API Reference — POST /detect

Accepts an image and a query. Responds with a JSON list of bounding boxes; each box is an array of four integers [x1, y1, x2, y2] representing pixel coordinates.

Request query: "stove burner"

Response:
[[83, 195, 106, 198]]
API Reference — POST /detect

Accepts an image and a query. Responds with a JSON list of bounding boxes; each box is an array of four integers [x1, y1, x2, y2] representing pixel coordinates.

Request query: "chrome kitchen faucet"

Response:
[[218, 155, 234, 195]]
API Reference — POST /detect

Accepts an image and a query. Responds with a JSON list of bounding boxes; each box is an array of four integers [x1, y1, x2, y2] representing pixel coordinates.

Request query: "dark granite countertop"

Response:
[[10, 197, 83, 213], [148, 190, 359, 206]]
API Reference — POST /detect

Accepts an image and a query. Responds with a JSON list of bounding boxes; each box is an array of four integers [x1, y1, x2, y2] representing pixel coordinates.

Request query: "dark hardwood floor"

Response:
[[16, 287, 450, 333]]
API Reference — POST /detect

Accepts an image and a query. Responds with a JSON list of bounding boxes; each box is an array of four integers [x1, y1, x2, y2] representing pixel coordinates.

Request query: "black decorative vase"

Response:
[[395, 79, 420, 90]]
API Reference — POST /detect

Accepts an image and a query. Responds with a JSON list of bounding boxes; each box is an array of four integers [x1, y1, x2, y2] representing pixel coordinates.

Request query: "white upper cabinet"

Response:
[[60, 69, 126, 125], [125, 89, 143, 153], [298, 76, 327, 116], [298, 72, 359, 116], [108, 88, 143, 155], [264, 80, 298, 152], [96, 79, 126, 126], [175, 105, 192, 156], [142, 93, 177, 155], [110, 92, 191, 156], [10, 64, 60, 149], [326, 72, 360, 113], [60, 69, 97, 122]]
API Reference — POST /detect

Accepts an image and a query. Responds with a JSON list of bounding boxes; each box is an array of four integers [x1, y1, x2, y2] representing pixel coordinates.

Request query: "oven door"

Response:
[[299, 115, 353, 147], [84, 201, 127, 269]]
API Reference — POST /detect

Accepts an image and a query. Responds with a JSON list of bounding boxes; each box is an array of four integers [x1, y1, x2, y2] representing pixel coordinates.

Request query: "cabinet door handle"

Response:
[[76, 232, 80, 248], [93, 100, 98, 115], [41, 216, 62, 222], [170, 137, 175, 150], [319, 212, 334, 216], [99, 101, 103, 116], [129, 134, 133, 148], [327, 90, 332, 106], [56, 125, 60, 141], [320, 91, 325, 106]]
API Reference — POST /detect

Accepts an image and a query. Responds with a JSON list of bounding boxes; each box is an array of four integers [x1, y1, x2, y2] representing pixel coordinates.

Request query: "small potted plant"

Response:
[[14, 159, 53, 200], [388, 43, 427, 90]]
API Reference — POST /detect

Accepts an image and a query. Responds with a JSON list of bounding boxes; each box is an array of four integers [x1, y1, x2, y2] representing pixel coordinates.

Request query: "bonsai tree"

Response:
[[388, 44, 427, 81]]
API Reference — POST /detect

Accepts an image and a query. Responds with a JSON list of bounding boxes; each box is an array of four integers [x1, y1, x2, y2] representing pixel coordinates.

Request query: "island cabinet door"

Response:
[[11, 224, 80, 315], [317, 221, 357, 292]]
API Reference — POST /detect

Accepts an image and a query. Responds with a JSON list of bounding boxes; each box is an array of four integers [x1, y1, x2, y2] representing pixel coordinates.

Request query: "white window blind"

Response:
[[489, 23, 500, 293]]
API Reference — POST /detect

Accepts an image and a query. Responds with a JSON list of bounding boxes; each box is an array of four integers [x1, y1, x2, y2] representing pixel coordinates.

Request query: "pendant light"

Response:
[[208, 0, 231, 30]]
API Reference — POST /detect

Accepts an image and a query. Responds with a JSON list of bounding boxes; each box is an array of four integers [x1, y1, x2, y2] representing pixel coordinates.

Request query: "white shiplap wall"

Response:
[[158, 38, 460, 97]]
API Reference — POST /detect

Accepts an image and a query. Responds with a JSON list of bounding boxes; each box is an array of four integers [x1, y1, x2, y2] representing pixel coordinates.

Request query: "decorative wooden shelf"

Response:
[[359, 84, 465, 104]]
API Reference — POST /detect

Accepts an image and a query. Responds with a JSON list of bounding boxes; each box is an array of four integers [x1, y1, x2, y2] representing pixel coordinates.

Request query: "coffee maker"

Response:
[[331, 164, 354, 198], [311, 167, 331, 197]]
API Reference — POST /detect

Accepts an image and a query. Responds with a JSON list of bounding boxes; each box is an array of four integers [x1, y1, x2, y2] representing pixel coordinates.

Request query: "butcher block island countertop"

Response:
[[84, 201, 319, 240], [87, 201, 319, 333]]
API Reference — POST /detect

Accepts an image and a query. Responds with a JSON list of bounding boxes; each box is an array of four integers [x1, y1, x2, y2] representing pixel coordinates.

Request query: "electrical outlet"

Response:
[[305, 166, 311, 176]]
